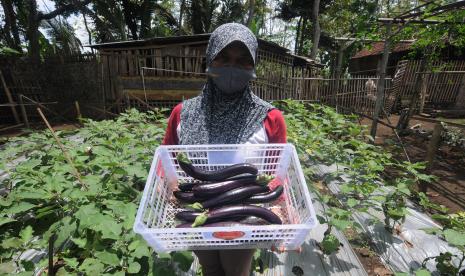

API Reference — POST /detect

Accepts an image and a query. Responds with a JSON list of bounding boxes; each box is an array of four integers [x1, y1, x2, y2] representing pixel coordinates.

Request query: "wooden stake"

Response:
[[421, 123, 443, 192], [18, 94, 29, 128], [74, 101, 81, 119], [36, 108, 88, 190], [0, 71, 21, 124], [370, 23, 392, 140]]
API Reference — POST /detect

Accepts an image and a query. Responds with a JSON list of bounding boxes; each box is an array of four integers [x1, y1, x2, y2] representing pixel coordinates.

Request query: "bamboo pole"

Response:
[[0, 71, 21, 124], [36, 108, 88, 190], [18, 94, 29, 128]]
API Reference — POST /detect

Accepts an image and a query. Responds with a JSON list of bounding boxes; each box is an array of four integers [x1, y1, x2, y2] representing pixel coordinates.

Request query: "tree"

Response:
[[1, 0, 22, 52], [24, 0, 91, 61], [276, 0, 331, 56]]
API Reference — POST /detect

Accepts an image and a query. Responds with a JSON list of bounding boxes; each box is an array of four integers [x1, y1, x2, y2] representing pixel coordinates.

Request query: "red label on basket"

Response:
[[212, 231, 245, 240]]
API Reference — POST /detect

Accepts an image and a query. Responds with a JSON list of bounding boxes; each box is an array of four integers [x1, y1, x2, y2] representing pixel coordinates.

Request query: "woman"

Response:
[[162, 23, 286, 276]]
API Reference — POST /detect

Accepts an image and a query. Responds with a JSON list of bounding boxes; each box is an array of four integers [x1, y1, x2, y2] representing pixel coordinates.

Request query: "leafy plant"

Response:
[[0, 109, 194, 275]]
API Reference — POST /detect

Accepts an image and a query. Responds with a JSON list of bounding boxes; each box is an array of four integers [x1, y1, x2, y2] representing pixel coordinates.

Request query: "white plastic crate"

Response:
[[133, 143, 317, 252]]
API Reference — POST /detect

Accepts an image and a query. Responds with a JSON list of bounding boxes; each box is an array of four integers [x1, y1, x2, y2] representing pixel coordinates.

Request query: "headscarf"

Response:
[[179, 23, 273, 145]]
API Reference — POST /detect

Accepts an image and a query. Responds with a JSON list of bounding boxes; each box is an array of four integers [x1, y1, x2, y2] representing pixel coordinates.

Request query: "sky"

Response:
[[38, 0, 92, 50]]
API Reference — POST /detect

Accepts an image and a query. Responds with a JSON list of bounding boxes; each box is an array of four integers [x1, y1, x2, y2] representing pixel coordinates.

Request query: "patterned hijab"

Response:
[[180, 23, 273, 145]]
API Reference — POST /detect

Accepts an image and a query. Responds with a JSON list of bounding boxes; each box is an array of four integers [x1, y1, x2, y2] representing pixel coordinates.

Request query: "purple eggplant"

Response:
[[244, 185, 284, 204], [192, 175, 273, 197], [192, 205, 282, 227], [176, 153, 258, 181], [173, 191, 205, 203], [175, 210, 246, 222], [178, 182, 197, 192], [176, 221, 251, 228], [191, 185, 268, 210]]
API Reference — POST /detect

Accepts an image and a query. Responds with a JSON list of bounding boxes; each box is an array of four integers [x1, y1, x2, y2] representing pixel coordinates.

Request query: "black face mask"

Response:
[[207, 66, 256, 95]]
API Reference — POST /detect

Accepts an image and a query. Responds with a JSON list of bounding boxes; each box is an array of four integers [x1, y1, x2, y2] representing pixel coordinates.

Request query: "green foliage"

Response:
[[0, 109, 194, 275], [274, 99, 440, 253]]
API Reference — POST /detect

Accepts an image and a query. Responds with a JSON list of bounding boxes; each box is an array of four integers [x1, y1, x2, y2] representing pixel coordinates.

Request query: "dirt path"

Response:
[[362, 115, 465, 213]]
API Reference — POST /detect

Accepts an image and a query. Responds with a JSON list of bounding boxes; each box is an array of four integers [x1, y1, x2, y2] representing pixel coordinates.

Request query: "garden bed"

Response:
[[1, 102, 464, 275]]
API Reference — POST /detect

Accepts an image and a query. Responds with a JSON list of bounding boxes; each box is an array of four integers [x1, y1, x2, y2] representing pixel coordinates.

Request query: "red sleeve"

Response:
[[264, 109, 287, 143], [162, 103, 182, 145]]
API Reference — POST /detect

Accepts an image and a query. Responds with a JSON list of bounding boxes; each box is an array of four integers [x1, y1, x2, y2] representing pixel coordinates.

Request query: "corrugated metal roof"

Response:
[[352, 41, 413, 59]]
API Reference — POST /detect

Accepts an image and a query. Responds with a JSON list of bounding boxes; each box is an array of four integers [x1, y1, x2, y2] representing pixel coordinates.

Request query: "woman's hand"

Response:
[[270, 245, 302, 254]]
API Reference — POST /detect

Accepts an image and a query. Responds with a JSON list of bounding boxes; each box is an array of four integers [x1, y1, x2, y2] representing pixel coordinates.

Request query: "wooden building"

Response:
[[89, 34, 322, 111], [348, 41, 413, 76]]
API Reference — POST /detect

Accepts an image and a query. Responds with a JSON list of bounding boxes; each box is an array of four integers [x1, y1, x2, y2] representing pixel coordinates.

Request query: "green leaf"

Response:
[[93, 216, 122, 240], [75, 204, 100, 228], [320, 234, 340, 255], [0, 262, 16, 274], [157, 253, 172, 260], [20, 225, 33, 243], [172, 251, 193, 272], [63, 257, 79, 269], [79, 258, 105, 274], [5, 202, 36, 214], [330, 218, 351, 231], [71, 237, 87, 248], [127, 261, 141, 273], [0, 217, 16, 227], [95, 251, 120, 266], [394, 273, 409, 276], [443, 229, 465, 246], [347, 198, 359, 208], [2, 237, 22, 248], [415, 269, 432, 276]]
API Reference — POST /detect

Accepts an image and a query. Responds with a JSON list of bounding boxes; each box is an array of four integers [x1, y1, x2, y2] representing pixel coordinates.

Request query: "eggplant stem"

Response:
[[176, 153, 192, 164], [256, 174, 274, 185], [187, 202, 204, 210], [192, 213, 208, 227]]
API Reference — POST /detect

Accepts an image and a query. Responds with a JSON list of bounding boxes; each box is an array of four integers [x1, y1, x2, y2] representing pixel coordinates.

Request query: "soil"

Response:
[[362, 115, 465, 213], [344, 228, 393, 276]]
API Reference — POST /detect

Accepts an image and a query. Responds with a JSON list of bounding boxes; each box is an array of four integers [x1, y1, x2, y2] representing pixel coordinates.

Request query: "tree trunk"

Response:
[[140, 0, 152, 38], [298, 17, 307, 55], [310, 0, 321, 59], [26, 0, 40, 61], [179, 0, 186, 29], [1, 0, 22, 52], [82, 13, 93, 52], [294, 17, 302, 54], [121, 0, 138, 40], [246, 0, 255, 27]]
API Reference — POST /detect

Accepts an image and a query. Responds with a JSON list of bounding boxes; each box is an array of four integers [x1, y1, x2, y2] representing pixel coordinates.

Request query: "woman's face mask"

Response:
[[207, 66, 256, 95]]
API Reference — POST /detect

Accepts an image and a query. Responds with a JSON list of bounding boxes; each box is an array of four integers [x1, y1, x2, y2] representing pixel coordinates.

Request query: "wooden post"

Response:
[[421, 123, 443, 192], [419, 72, 429, 113], [74, 101, 81, 119], [0, 71, 21, 124], [370, 23, 392, 139], [397, 60, 427, 131], [18, 94, 29, 128]]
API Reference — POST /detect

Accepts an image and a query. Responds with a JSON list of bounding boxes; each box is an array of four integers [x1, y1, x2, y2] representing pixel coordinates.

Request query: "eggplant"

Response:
[[176, 221, 250, 228], [176, 153, 258, 181], [244, 185, 284, 204], [192, 205, 282, 227], [178, 182, 197, 192], [191, 185, 268, 210], [175, 210, 246, 222], [192, 175, 273, 197], [173, 191, 205, 203]]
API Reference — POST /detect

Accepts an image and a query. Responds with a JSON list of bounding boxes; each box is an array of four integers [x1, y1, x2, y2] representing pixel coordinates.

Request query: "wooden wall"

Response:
[[98, 43, 320, 111]]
